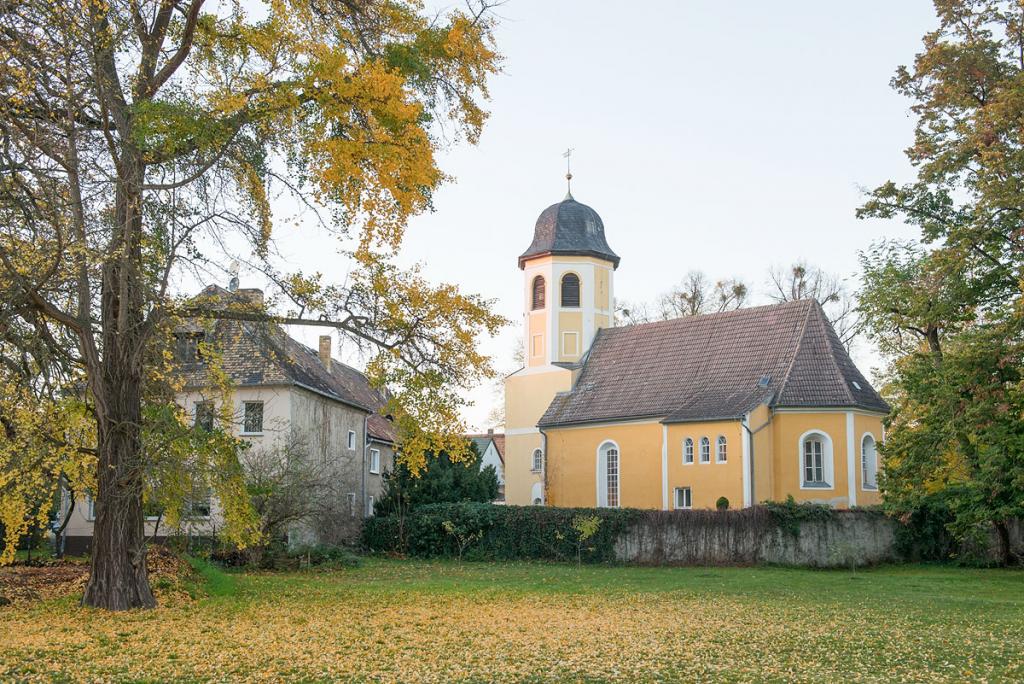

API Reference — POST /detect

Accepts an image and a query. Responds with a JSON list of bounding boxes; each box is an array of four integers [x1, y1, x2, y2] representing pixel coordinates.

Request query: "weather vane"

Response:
[[563, 147, 574, 198]]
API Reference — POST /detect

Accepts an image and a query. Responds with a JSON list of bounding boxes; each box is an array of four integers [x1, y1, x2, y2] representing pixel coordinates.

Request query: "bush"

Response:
[[287, 544, 362, 570], [362, 503, 642, 563], [891, 492, 957, 562], [716, 497, 730, 511]]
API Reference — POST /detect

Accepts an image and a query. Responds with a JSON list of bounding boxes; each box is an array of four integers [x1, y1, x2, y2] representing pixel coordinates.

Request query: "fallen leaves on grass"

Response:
[[0, 562, 1021, 683], [0, 546, 196, 608]]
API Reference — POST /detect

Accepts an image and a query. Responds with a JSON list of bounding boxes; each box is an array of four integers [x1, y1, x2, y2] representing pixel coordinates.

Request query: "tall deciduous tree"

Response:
[[767, 261, 860, 349], [858, 0, 1024, 564], [0, 0, 503, 607]]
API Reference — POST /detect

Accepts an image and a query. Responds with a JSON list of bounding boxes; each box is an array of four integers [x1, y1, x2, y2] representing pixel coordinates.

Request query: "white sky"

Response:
[[250, 0, 939, 430]]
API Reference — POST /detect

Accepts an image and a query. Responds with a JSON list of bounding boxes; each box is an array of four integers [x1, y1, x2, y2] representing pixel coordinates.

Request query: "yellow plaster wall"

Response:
[[557, 311, 583, 361], [595, 314, 610, 330], [544, 421, 663, 508], [748, 403, 775, 503], [771, 412, 850, 506], [527, 311, 546, 367], [666, 422, 744, 509], [595, 267, 610, 310], [504, 432, 545, 505], [536, 409, 887, 511], [503, 367, 573, 505], [854, 413, 885, 506]]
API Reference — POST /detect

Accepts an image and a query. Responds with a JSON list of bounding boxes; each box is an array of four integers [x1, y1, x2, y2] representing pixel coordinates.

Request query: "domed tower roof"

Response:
[[518, 194, 620, 269]]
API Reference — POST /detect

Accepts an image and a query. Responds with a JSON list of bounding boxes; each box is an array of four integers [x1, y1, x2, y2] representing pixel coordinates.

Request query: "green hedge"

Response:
[[362, 503, 643, 563]]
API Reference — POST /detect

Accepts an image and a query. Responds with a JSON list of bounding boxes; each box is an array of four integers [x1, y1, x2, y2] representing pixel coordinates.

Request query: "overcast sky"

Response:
[[264, 0, 940, 430]]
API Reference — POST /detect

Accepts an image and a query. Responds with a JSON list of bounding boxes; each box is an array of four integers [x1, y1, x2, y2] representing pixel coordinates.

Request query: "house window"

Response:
[[369, 448, 381, 474], [242, 401, 263, 434], [674, 487, 692, 510], [800, 431, 834, 488], [194, 401, 215, 432], [366, 495, 375, 517], [561, 273, 580, 307], [683, 438, 694, 464], [173, 332, 204, 363], [862, 434, 878, 490], [185, 487, 212, 518], [347, 430, 356, 450], [598, 441, 620, 508], [531, 275, 546, 310], [699, 437, 711, 463], [531, 448, 543, 472], [348, 493, 357, 517], [716, 436, 727, 463], [85, 494, 96, 521]]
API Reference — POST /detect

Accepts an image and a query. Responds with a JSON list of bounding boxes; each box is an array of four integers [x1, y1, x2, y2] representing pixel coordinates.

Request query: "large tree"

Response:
[[767, 261, 860, 350], [0, 0, 503, 607], [858, 0, 1024, 564]]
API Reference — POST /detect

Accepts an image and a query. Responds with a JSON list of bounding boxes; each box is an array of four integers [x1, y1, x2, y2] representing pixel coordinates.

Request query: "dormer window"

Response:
[[173, 332, 204, 363], [531, 276, 545, 310], [560, 273, 580, 308]]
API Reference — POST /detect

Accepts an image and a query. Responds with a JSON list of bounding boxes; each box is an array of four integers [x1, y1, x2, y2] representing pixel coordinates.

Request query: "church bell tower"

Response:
[[503, 174, 619, 506]]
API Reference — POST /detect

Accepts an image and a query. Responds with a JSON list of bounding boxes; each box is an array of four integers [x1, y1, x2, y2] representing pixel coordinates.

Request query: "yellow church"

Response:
[[503, 189, 889, 511]]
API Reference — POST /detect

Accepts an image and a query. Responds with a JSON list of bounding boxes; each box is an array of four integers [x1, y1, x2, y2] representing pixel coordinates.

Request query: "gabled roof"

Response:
[[466, 432, 505, 465], [181, 285, 397, 444], [538, 299, 888, 428]]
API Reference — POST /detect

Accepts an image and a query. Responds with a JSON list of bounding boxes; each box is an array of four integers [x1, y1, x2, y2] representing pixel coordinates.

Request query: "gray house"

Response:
[[62, 285, 396, 554]]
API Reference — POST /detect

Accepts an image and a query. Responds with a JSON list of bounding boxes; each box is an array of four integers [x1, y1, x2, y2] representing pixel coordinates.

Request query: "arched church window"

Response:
[[861, 434, 878, 490], [597, 441, 620, 508], [531, 449, 543, 472], [531, 276, 545, 310], [561, 273, 581, 308]]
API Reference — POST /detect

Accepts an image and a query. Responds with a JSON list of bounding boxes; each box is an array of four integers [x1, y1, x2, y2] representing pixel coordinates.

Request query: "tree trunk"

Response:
[[994, 520, 1017, 567], [81, 150, 155, 609]]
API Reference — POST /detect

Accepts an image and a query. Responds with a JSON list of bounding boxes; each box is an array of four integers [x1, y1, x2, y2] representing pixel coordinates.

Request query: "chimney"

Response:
[[487, 428, 494, 436], [318, 335, 332, 372], [235, 288, 264, 307]]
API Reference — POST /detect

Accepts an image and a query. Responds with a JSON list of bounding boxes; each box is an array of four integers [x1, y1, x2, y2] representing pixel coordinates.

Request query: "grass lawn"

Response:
[[1, 559, 1021, 682]]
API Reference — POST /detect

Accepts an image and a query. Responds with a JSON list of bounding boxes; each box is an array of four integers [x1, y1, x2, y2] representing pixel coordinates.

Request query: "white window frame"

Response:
[[798, 430, 835, 490], [861, 433, 879, 491], [85, 494, 96, 521], [348, 493, 357, 517], [716, 435, 727, 463], [683, 438, 694, 465], [596, 440, 621, 508], [699, 436, 711, 464], [347, 430, 356, 450], [674, 486, 692, 510], [366, 495, 375, 517], [531, 448, 543, 473], [369, 448, 381, 475], [240, 400, 264, 435]]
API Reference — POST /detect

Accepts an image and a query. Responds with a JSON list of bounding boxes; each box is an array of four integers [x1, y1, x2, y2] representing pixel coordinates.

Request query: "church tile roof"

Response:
[[538, 299, 888, 428]]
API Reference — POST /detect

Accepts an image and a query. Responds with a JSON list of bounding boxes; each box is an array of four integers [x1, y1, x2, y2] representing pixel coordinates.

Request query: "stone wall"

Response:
[[614, 509, 899, 568]]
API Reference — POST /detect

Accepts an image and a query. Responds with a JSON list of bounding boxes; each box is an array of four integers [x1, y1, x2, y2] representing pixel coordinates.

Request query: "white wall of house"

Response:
[[63, 384, 393, 552], [480, 441, 504, 486]]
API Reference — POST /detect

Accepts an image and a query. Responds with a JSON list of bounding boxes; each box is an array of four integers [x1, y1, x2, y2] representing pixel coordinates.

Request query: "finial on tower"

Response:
[[562, 147, 574, 200]]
